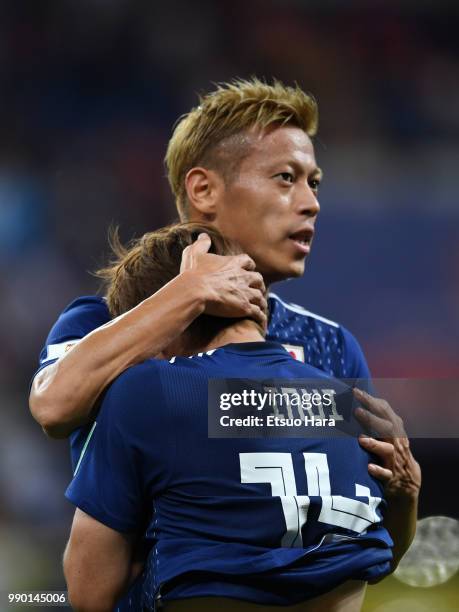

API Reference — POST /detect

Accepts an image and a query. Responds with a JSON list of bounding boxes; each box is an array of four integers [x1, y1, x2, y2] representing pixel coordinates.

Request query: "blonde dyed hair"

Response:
[[165, 77, 318, 220]]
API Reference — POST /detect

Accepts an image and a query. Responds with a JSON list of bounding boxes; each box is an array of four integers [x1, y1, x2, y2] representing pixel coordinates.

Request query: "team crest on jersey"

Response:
[[282, 344, 305, 362]]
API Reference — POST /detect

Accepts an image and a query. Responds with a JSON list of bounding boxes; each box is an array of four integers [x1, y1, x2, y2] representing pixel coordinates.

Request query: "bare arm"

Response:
[[31, 271, 206, 437], [64, 509, 134, 612], [30, 234, 266, 438], [355, 388, 421, 571]]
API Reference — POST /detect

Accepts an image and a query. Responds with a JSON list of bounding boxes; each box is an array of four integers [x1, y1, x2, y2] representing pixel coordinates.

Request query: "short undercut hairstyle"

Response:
[[165, 77, 318, 220]]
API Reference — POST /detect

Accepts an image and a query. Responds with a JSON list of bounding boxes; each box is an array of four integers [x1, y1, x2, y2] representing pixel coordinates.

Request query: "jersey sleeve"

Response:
[[35, 296, 110, 374], [65, 362, 175, 533], [341, 326, 372, 381]]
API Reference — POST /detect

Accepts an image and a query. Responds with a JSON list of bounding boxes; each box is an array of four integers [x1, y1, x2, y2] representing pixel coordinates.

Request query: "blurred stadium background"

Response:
[[0, 1, 457, 610]]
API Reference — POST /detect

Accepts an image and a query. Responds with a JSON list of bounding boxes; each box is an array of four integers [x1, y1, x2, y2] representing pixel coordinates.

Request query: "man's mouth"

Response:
[[289, 228, 315, 255]]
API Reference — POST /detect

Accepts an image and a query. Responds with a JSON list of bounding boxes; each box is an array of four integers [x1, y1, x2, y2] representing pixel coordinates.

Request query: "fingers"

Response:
[[368, 463, 393, 482], [248, 304, 268, 329], [360, 433, 396, 482], [245, 271, 265, 291], [353, 388, 389, 418], [358, 436, 395, 466], [190, 233, 212, 253], [353, 388, 406, 438], [248, 288, 268, 314], [238, 289, 267, 327], [355, 407, 395, 438], [180, 234, 212, 272], [236, 253, 257, 271]]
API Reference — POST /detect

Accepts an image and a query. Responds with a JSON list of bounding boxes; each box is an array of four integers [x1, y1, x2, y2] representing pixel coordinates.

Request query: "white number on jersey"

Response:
[[240, 452, 381, 548]]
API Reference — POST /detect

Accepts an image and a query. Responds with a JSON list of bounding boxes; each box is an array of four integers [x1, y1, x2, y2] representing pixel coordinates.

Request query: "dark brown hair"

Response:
[[97, 222, 246, 347]]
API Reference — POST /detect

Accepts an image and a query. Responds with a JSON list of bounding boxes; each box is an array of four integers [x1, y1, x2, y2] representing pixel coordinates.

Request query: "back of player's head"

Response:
[[98, 223, 260, 347], [165, 77, 318, 220], [98, 222, 242, 319]]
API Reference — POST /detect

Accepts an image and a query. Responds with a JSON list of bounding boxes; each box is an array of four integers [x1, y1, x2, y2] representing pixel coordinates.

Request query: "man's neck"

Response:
[[201, 319, 265, 353], [164, 319, 265, 359]]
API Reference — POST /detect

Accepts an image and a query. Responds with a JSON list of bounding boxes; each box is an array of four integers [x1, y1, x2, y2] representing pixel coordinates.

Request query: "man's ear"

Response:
[[185, 167, 224, 220]]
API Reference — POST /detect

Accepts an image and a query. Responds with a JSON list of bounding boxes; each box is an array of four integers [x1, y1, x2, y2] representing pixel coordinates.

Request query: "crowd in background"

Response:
[[0, 0, 457, 601]]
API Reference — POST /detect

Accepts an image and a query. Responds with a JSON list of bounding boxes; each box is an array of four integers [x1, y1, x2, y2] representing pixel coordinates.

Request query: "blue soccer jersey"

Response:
[[35, 293, 371, 470], [66, 342, 391, 609]]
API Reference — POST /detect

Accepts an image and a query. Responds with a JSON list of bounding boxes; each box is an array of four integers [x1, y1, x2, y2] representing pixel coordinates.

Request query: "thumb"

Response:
[[192, 232, 211, 253], [180, 233, 211, 272]]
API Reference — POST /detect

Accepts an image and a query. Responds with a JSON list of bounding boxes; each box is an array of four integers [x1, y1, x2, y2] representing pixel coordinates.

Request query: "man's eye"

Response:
[[309, 179, 321, 192], [277, 172, 294, 183]]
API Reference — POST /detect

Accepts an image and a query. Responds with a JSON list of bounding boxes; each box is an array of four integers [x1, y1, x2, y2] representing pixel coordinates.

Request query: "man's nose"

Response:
[[296, 184, 320, 217]]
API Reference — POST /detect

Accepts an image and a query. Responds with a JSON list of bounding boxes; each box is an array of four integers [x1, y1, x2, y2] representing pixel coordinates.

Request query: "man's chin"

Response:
[[287, 262, 306, 279], [263, 260, 306, 285]]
